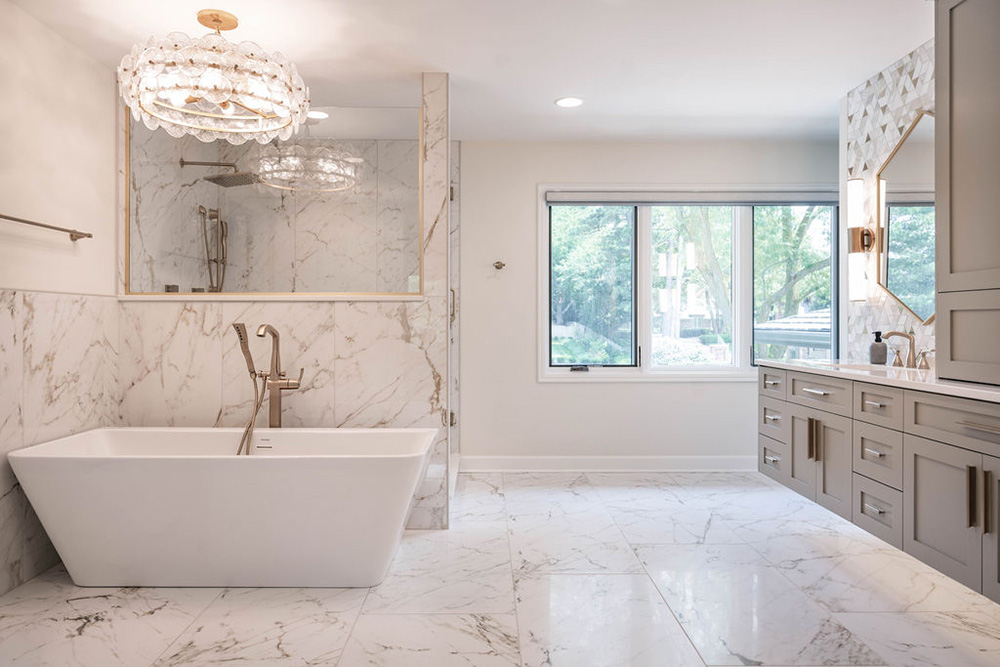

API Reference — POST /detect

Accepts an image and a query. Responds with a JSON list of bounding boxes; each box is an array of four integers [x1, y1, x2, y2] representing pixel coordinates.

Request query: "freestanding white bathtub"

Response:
[[8, 427, 435, 588]]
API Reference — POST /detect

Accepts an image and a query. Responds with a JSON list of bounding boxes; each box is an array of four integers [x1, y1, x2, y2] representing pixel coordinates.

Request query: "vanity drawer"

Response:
[[787, 371, 853, 417], [853, 473, 903, 549], [758, 397, 790, 443], [905, 391, 1000, 457], [854, 382, 904, 431], [759, 367, 787, 399], [853, 421, 903, 490], [759, 434, 790, 485]]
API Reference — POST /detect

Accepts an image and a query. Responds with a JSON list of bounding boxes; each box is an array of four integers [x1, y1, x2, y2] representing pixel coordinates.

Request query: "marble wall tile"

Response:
[[0, 292, 23, 496], [333, 299, 446, 430], [21, 292, 118, 446], [219, 302, 337, 428], [0, 291, 119, 596], [0, 291, 24, 595], [421, 73, 450, 297], [377, 140, 421, 293], [129, 122, 219, 293], [119, 302, 223, 426], [293, 142, 380, 293]]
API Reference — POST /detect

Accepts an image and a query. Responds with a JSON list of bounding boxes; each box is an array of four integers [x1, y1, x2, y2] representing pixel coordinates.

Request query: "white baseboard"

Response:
[[460, 455, 757, 472]]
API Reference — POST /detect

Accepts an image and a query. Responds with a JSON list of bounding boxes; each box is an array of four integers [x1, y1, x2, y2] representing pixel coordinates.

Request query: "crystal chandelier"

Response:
[[257, 141, 364, 193], [118, 10, 309, 145]]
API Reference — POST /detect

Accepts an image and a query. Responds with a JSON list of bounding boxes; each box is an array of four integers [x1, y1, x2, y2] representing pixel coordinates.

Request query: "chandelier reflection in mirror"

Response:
[[258, 141, 364, 192], [117, 9, 309, 145]]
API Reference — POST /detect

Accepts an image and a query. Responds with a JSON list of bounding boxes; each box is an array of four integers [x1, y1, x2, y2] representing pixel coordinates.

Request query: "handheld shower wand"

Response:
[[232, 323, 266, 455], [233, 322, 256, 377]]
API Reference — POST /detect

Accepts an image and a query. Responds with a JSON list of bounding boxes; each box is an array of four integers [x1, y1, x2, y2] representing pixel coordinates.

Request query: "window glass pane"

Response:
[[550, 205, 635, 366], [753, 205, 835, 361], [886, 205, 935, 321], [650, 206, 734, 367]]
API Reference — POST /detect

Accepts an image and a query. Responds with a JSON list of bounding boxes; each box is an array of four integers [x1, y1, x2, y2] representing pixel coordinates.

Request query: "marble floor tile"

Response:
[[338, 614, 520, 666], [502, 472, 605, 515], [508, 507, 643, 577], [638, 544, 885, 666], [154, 587, 367, 665], [362, 522, 514, 614], [450, 473, 506, 524], [585, 472, 686, 511], [778, 545, 996, 614], [732, 516, 886, 568], [608, 505, 744, 545], [0, 566, 220, 666], [835, 609, 1000, 667], [516, 574, 704, 667]]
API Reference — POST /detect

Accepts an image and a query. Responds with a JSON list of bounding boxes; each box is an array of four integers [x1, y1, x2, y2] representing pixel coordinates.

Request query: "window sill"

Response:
[[538, 370, 758, 384]]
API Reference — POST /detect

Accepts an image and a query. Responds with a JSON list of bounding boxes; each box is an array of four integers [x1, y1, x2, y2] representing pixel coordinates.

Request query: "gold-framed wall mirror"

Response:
[[125, 105, 423, 297], [876, 109, 935, 324]]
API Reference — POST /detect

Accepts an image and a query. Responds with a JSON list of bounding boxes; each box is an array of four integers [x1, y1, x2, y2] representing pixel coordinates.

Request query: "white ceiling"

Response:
[[14, 0, 934, 141]]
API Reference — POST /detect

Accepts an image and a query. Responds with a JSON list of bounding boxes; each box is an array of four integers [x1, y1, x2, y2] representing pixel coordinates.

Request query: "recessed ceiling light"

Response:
[[554, 97, 583, 108], [307, 110, 329, 120]]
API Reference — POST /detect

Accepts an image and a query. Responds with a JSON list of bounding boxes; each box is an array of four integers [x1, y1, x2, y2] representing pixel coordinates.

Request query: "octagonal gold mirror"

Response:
[[876, 110, 935, 325]]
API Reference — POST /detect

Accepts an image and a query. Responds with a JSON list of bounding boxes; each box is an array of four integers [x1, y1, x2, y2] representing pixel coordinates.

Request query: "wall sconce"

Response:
[[847, 178, 872, 301]]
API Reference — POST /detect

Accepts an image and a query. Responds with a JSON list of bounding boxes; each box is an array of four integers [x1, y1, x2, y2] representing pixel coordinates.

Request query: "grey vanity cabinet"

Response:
[[935, 0, 1000, 385], [984, 454, 1000, 603], [903, 435, 984, 591], [782, 402, 852, 520]]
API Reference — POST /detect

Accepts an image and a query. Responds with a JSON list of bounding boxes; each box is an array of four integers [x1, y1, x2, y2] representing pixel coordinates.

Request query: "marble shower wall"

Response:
[[844, 41, 935, 360], [129, 121, 420, 294], [0, 290, 119, 597], [119, 74, 453, 529]]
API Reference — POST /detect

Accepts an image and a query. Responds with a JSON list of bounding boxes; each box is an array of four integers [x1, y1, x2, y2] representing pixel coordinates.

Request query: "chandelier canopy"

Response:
[[118, 10, 309, 145], [258, 141, 364, 193]]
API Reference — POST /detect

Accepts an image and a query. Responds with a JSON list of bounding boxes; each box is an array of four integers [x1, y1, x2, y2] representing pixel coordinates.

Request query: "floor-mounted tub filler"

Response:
[[9, 427, 435, 588]]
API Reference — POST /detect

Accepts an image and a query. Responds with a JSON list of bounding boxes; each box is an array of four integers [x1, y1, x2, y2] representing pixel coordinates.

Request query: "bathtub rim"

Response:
[[8, 426, 438, 461]]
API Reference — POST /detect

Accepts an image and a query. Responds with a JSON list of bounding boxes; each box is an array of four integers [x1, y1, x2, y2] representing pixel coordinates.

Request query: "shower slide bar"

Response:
[[0, 212, 93, 241]]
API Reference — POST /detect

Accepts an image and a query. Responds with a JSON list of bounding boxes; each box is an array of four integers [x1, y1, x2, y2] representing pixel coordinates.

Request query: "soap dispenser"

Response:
[[870, 331, 888, 364]]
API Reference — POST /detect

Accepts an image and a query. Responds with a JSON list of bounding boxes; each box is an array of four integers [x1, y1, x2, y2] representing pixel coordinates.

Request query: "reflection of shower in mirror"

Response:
[[198, 206, 228, 293]]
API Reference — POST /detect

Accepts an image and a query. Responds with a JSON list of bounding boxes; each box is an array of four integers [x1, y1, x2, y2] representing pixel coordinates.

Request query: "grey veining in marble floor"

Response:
[[1, 472, 999, 666]]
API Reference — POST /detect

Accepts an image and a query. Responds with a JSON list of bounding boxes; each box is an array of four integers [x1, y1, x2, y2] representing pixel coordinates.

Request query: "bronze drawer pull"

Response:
[[802, 387, 831, 396], [863, 447, 885, 459], [764, 379, 781, 386], [957, 420, 1000, 436], [764, 414, 782, 422], [984, 469, 993, 535], [864, 400, 886, 409], [968, 465, 978, 528]]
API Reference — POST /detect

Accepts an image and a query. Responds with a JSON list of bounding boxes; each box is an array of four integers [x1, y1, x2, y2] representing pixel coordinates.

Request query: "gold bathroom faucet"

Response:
[[256, 324, 303, 427]]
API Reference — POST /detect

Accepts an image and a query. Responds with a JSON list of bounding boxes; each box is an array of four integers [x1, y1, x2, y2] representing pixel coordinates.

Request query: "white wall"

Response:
[[0, 0, 117, 296], [460, 140, 838, 467]]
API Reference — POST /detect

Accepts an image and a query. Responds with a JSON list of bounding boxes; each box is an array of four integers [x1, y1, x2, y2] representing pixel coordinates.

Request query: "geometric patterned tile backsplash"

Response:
[[844, 40, 935, 361]]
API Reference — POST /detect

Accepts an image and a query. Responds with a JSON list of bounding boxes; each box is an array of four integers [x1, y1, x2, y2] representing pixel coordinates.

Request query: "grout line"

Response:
[[146, 586, 226, 666], [335, 586, 372, 667], [500, 472, 526, 667]]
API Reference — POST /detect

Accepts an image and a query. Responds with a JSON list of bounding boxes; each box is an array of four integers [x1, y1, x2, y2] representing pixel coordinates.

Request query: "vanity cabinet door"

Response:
[[904, 435, 984, 591], [815, 411, 853, 521], [936, 0, 1000, 295], [786, 402, 818, 501], [984, 454, 1000, 604]]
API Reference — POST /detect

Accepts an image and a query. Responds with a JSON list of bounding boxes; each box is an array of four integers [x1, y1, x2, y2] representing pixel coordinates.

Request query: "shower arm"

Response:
[[179, 159, 239, 172]]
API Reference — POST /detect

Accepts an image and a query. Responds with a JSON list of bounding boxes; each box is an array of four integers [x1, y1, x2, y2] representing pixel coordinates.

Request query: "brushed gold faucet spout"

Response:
[[255, 323, 302, 427]]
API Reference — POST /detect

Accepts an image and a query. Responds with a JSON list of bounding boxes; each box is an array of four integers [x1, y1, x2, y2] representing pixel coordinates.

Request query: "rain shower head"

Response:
[[179, 159, 260, 187]]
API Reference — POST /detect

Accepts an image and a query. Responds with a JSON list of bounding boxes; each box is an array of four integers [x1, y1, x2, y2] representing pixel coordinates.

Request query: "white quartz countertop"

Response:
[[758, 359, 1000, 405]]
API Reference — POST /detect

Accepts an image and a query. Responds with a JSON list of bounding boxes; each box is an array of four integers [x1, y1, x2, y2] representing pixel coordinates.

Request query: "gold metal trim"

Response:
[[197, 9, 238, 32], [122, 104, 425, 298], [874, 109, 936, 326]]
